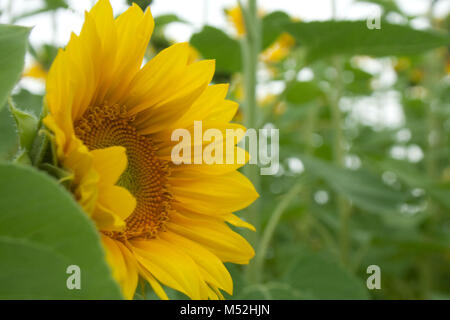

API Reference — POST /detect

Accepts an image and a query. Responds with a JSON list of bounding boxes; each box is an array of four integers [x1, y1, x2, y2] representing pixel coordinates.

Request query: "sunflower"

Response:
[[23, 61, 47, 81], [226, 6, 246, 37], [261, 33, 295, 63], [43, 0, 258, 300]]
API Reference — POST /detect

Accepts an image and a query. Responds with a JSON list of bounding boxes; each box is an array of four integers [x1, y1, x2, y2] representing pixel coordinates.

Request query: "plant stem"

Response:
[[239, 0, 262, 284], [240, 0, 261, 246], [253, 182, 303, 283], [329, 0, 351, 266], [330, 56, 351, 266]]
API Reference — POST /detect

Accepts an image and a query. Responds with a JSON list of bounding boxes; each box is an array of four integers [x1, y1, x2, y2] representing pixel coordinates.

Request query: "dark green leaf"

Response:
[[0, 164, 122, 299], [262, 11, 292, 50], [190, 26, 242, 73], [0, 25, 30, 110], [286, 21, 450, 62]]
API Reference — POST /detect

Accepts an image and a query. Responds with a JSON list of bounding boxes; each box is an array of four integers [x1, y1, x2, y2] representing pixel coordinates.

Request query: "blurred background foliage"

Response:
[[1, 0, 450, 299]]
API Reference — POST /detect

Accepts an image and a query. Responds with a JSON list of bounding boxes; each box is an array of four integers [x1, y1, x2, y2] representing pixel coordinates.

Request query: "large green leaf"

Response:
[[282, 249, 369, 299], [285, 21, 449, 62], [190, 26, 242, 74], [262, 11, 292, 50], [301, 155, 406, 214], [0, 164, 122, 299], [0, 25, 30, 110]]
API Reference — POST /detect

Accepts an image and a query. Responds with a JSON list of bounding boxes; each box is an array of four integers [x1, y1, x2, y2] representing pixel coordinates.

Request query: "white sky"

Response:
[[1, 0, 448, 47]]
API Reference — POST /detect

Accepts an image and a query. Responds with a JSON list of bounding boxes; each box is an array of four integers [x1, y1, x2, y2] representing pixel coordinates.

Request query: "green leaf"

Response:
[[283, 249, 369, 299], [285, 81, 323, 105], [237, 282, 308, 300], [262, 11, 292, 50], [301, 155, 406, 214], [126, 0, 152, 11], [8, 98, 38, 152], [0, 105, 18, 160], [12, 89, 44, 118], [0, 25, 30, 110], [285, 21, 450, 62], [190, 26, 242, 73], [0, 164, 122, 299], [381, 159, 450, 211], [154, 14, 187, 28]]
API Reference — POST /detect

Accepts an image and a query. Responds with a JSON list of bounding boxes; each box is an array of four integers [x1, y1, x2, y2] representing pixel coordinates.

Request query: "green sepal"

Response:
[[39, 163, 74, 189], [8, 97, 38, 152], [12, 148, 32, 165]]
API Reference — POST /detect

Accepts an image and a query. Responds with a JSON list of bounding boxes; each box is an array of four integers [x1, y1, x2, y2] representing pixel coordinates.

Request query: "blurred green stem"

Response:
[[239, 0, 262, 284], [330, 0, 351, 267], [240, 0, 261, 247], [253, 182, 303, 283], [330, 56, 351, 266], [421, 0, 442, 297]]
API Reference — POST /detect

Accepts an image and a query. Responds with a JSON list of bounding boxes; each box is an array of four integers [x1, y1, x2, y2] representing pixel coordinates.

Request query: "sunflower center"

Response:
[[74, 103, 172, 241]]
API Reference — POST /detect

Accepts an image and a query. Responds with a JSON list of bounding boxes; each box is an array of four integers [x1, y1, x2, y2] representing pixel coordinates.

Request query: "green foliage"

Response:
[[285, 81, 324, 105], [154, 14, 187, 27], [0, 164, 122, 299], [281, 249, 370, 299], [0, 25, 30, 110], [285, 20, 450, 62], [261, 11, 292, 50], [190, 26, 242, 73], [8, 99, 38, 152], [301, 155, 406, 214]]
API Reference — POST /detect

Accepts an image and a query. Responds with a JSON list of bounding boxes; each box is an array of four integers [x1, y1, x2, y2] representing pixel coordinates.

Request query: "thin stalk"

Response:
[[329, 58, 351, 265], [421, 0, 442, 297], [329, 0, 351, 266], [240, 0, 261, 245], [239, 0, 262, 284], [253, 182, 303, 282]]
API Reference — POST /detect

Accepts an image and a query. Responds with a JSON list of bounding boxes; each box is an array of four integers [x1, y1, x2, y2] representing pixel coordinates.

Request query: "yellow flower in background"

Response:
[[23, 61, 47, 81], [44, 0, 258, 300], [261, 33, 295, 63], [226, 6, 246, 37]]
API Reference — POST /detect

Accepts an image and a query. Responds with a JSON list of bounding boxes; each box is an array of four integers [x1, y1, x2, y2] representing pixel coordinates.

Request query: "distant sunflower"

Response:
[[261, 33, 295, 63], [44, 0, 258, 299], [23, 61, 47, 81], [226, 6, 246, 37]]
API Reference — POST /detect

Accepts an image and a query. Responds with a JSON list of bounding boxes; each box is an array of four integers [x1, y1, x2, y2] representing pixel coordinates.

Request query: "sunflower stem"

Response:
[[239, 0, 261, 284], [253, 181, 303, 283]]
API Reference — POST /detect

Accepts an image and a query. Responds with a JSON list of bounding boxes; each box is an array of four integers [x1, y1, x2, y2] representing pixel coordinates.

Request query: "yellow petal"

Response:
[[102, 235, 139, 299], [170, 171, 259, 215], [130, 238, 209, 299], [160, 230, 233, 295], [91, 146, 128, 185], [133, 60, 215, 135], [167, 211, 255, 264], [223, 213, 256, 231]]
